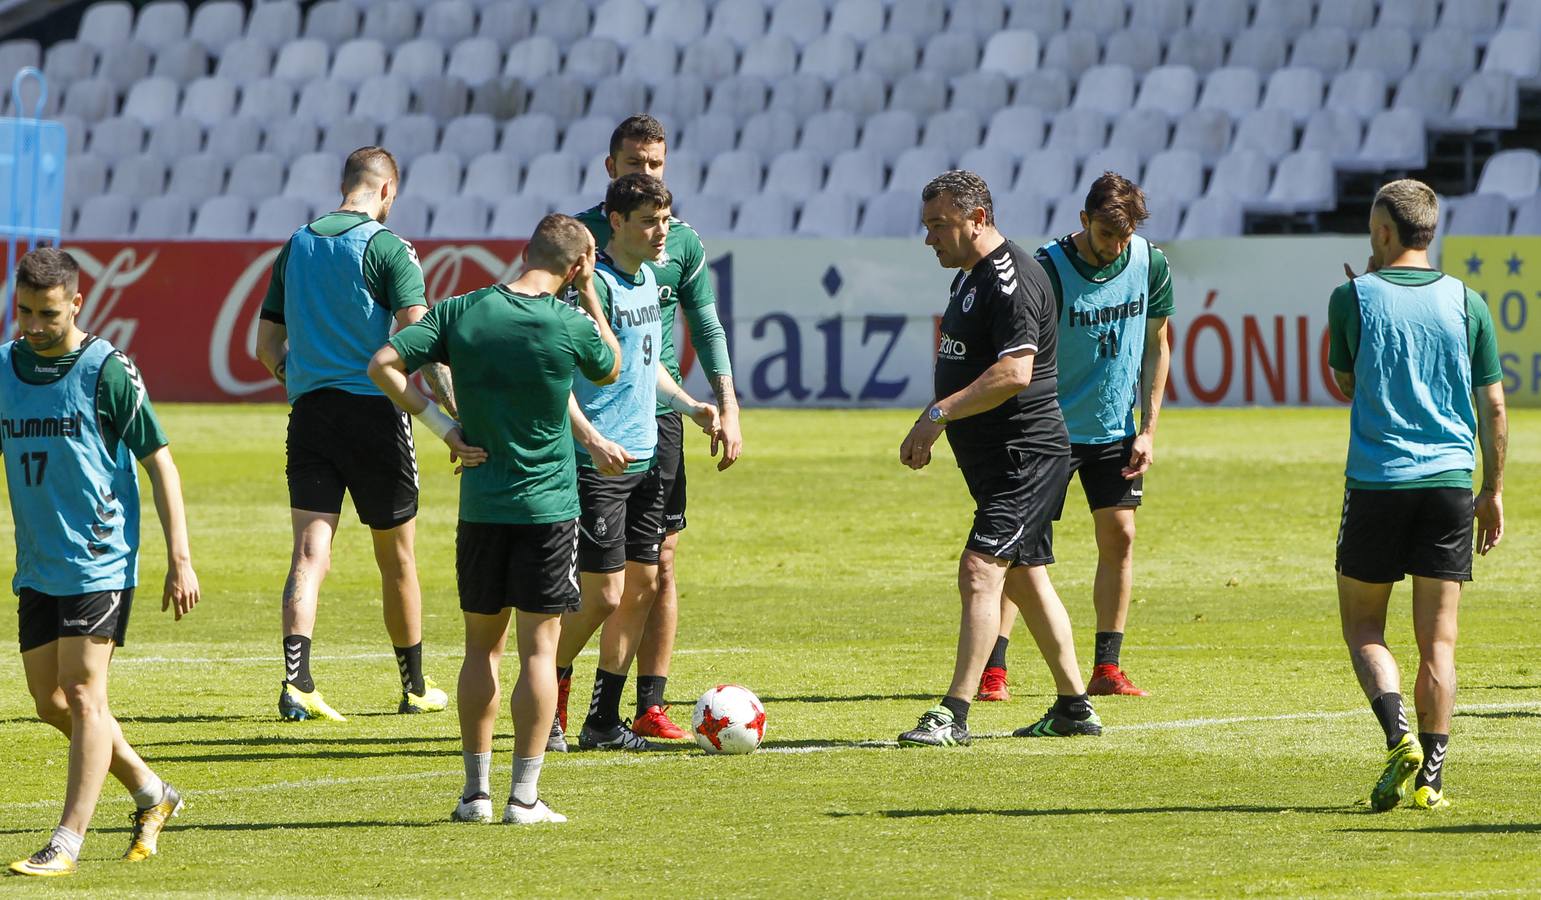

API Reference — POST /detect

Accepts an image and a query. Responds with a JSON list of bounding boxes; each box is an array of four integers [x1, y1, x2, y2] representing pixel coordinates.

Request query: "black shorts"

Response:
[[960, 448, 1070, 568], [18, 587, 134, 653], [1061, 436, 1143, 515], [578, 465, 667, 572], [1336, 487, 1475, 583], [287, 388, 419, 529], [655, 412, 687, 534], [456, 519, 581, 615]]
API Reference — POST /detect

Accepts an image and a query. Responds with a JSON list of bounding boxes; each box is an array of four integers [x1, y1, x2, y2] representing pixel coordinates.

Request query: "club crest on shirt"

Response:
[[961, 287, 976, 313]]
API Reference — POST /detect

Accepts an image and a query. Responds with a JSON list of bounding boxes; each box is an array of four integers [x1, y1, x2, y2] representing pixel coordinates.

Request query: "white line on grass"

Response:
[[4, 700, 1538, 812]]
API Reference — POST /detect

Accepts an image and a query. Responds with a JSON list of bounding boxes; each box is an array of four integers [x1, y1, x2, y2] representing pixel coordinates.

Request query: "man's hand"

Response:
[[900, 416, 945, 470], [691, 402, 721, 437], [573, 243, 600, 313], [1343, 256, 1379, 280], [162, 558, 200, 621], [588, 435, 637, 477], [1122, 432, 1154, 479], [447, 426, 488, 474], [1476, 489, 1504, 555], [713, 407, 742, 471]]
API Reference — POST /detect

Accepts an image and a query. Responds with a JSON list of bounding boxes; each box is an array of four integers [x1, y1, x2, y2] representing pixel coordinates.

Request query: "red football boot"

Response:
[[1086, 664, 1149, 696], [631, 704, 688, 740], [976, 665, 1011, 701], [556, 674, 572, 732]]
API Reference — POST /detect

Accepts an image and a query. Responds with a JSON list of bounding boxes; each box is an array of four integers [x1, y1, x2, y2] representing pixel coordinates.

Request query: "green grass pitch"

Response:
[[1, 405, 1538, 897]]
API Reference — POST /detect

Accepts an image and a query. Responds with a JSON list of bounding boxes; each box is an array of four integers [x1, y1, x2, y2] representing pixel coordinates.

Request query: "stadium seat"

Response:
[[178, 76, 234, 126], [1483, 29, 1541, 86], [921, 32, 981, 79], [983, 106, 1045, 158], [829, 72, 887, 118], [707, 0, 768, 48], [479, 0, 534, 44], [799, 109, 859, 159], [650, 74, 708, 123], [284, 152, 341, 198], [524, 75, 582, 123], [679, 112, 737, 158], [1107, 108, 1172, 162], [767, 72, 828, 121], [76, 194, 135, 238], [146, 116, 204, 162], [1350, 26, 1415, 80], [729, 192, 795, 237], [1046, 192, 1087, 236], [1437, 0, 1501, 41], [593, 0, 650, 43], [1142, 149, 1205, 206], [564, 37, 620, 83], [1260, 67, 1325, 126], [1256, 150, 1336, 214], [320, 117, 379, 156], [1072, 65, 1136, 117], [741, 109, 801, 159], [620, 37, 681, 85], [680, 35, 738, 80], [922, 108, 984, 159], [54, 113, 86, 155], [304, 1, 361, 46], [1412, 30, 1477, 79], [189, 1, 245, 52], [1079, 146, 1141, 193], [123, 77, 180, 125], [1511, 193, 1541, 234], [247, 2, 302, 50], [1388, 0, 1440, 33], [427, 195, 488, 237], [534, 1, 591, 44], [273, 39, 331, 84], [702, 150, 764, 195], [1502, 0, 1541, 28], [824, 149, 886, 197], [361, 1, 418, 47], [708, 74, 771, 122], [1208, 149, 1273, 205], [295, 79, 353, 124], [1325, 68, 1390, 120], [1299, 108, 1365, 165], [1141, 198, 1180, 244], [860, 190, 921, 237], [215, 39, 273, 86], [393, 38, 448, 81], [499, 113, 557, 163], [1064, 0, 1126, 38], [1253, 0, 1312, 38], [763, 149, 825, 198], [464, 151, 521, 197], [422, 0, 476, 46], [1225, 27, 1289, 74], [96, 40, 151, 89], [946, 0, 1007, 37], [438, 113, 496, 164], [825, 0, 882, 43], [799, 34, 855, 80], [949, 71, 1011, 117], [859, 110, 921, 165], [891, 72, 949, 118], [79, 1, 134, 52], [150, 40, 208, 84], [957, 146, 1016, 193], [1165, 28, 1225, 75], [859, 33, 919, 81], [490, 193, 552, 237], [192, 194, 254, 238], [331, 38, 386, 87], [1445, 193, 1511, 235], [1291, 27, 1352, 75], [469, 77, 525, 121], [1391, 69, 1456, 130], [64, 154, 108, 210], [993, 188, 1046, 237], [1189, 0, 1249, 37], [1318, 0, 1376, 31], [888, 147, 951, 194], [354, 74, 412, 124], [108, 154, 169, 199], [251, 195, 312, 239], [1006, 0, 1064, 34], [890, 0, 948, 40], [227, 152, 286, 201], [980, 30, 1039, 78], [795, 191, 859, 236], [1014, 147, 1077, 197], [415, 71, 471, 116], [87, 116, 147, 165], [133, 195, 192, 238], [1135, 65, 1198, 118], [663, 150, 704, 195], [42, 40, 97, 93], [167, 152, 227, 199], [1178, 193, 1244, 238], [1451, 71, 1517, 130], [1197, 67, 1261, 120], [1476, 150, 1541, 203], [206, 116, 262, 161], [523, 151, 582, 197], [677, 194, 734, 236], [650, 0, 709, 46], [1042, 29, 1100, 77], [1015, 68, 1073, 112], [1104, 29, 1162, 75], [741, 35, 798, 80], [1044, 108, 1108, 158], [1129, 0, 1185, 35], [264, 117, 321, 160], [1347, 109, 1427, 172]]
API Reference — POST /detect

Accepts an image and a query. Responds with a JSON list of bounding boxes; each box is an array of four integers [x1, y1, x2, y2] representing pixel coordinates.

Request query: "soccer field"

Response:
[[1, 405, 1537, 897]]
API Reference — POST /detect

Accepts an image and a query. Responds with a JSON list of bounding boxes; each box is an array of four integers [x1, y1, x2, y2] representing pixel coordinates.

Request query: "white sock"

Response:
[[462, 751, 491, 799], [130, 775, 166, 809], [510, 754, 543, 806], [50, 825, 83, 861]]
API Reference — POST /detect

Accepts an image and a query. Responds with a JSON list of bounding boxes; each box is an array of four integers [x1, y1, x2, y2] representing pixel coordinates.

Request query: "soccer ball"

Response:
[[691, 684, 766, 755]]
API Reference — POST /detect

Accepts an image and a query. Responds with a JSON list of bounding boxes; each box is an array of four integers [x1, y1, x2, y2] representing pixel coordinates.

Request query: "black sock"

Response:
[[939, 695, 970, 727], [1054, 693, 1092, 720], [394, 643, 425, 695], [986, 636, 1010, 670], [556, 664, 573, 681], [636, 675, 667, 717], [1369, 692, 1409, 750], [1094, 631, 1123, 668], [1416, 732, 1448, 792], [283, 635, 314, 693], [587, 667, 628, 731]]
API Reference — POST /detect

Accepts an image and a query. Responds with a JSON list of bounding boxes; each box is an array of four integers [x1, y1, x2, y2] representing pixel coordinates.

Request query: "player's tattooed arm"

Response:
[[423, 363, 458, 418], [709, 373, 742, 470], [662, 367, 720, 437]]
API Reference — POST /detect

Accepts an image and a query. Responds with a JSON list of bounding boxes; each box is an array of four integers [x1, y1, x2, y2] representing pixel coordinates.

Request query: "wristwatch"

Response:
[[926, 405, 948, 425]]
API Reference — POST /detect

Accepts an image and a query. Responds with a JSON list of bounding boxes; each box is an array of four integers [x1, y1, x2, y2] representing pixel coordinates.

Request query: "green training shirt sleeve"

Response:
[[1467, 288, 1502, 387], [674, 229, 733, 380], [364, 230, 428, 312], [388, 296, 454, 372], [97, 352, 169, 461], [258, 238, 292, 324], [1147, 245, 1174, 318], [1328, 283, 1359, 373], [1033, 246, 1065, 317], [565, 305, 617, 383]]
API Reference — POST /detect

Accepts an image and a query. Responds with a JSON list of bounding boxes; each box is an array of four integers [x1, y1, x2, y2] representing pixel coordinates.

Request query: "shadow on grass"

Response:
[[1339, 823, 1541, 835], [827, 804, 1355, 820], [0, 821, 452, 836], [1467, 684, 1540, 691], [137, 735, 458, 749], [1455, 710, 1541, 720], [0, 714, 268, 726], [151, 747, 456, 763], [750, 693, 940, 705], [759, 738, 893, 750]]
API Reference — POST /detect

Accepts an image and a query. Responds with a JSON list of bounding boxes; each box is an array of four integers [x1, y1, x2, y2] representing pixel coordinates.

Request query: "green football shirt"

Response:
[[389, 285, 616, 525], [576, 204, 732, 414], [1328, 267, 1502, 491], [1035, 235, 1176, 319], [259, 211, 426, 324], [7, 338, 168, 460]]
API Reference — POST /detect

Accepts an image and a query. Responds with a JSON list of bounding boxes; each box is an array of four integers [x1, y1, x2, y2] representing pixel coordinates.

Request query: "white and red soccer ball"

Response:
[[691, 684, 766, 755]]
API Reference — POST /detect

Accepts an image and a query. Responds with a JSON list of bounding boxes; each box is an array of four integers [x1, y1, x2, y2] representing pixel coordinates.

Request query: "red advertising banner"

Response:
[[65, 241, 528, 402]]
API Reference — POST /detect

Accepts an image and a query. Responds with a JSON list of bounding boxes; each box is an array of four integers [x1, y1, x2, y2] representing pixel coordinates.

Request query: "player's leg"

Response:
[[1086, 506, 1146, 696], [278, 510, 345, 721], [554, 469, 631, 748], [613, 463, 684, 739], [976, 594, 1015, 701], [635, 411, 686, 729], [1409, 576, 1459, 809], [899, 549, 1006, 747], [48, 636, 114, 871], [452, 607, 509, 823], [369, 520, 446, 713], [1006, 565, 1103, 737]]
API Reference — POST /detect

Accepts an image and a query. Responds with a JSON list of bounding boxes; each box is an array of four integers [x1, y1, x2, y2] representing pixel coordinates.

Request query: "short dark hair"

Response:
[[525, 213, 592, 272], [605, 173, 673, 221], [608, 114, 668, 158], [1083, 172, 1149, 233], [15, 247, 79, 294], [341, 146, 399, 193], [921, 170, 994, 225], [1372, 179, 1438, 250]]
